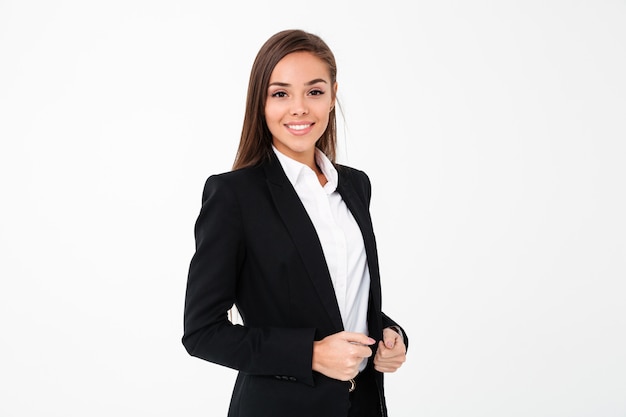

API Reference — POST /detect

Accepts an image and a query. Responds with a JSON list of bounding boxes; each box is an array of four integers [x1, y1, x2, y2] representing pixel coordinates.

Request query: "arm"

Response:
[[182, 175, 316, 384]]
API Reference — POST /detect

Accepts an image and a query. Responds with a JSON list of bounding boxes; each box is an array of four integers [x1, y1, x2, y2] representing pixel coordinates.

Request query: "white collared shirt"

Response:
[[273, 147, 371, 349]]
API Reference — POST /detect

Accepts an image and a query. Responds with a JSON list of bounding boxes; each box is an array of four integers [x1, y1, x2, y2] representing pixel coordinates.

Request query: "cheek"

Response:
[[264, 103, 280, 124], [318, 106, 331, 124], [264, 106, 283, 138]]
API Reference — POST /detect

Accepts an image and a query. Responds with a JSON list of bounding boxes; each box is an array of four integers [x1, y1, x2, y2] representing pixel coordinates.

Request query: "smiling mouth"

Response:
[[286, 124, 312, 131]]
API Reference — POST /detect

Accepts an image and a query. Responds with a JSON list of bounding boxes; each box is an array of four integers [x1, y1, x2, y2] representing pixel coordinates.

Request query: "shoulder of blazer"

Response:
[[207, 152, 290, 189], [199, 157, 295, 214], [336, 164, 372, 206], [200, 163, 267, 197], [206, 164, 265, 183], [195, 169, 266, 218]]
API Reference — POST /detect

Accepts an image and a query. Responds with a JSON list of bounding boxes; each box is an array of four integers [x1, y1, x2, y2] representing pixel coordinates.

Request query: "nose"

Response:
[[290, 97, 308, 116]]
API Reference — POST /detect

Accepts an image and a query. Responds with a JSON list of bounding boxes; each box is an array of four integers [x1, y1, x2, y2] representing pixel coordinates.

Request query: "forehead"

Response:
[[269, 51, 330, 82]]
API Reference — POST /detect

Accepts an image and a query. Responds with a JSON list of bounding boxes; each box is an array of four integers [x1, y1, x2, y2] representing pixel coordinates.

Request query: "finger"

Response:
[[344, 332, 376, 346], [382, 329, 398, 349], [374, 354, 405, 370], [358, 345, 373, 358], [378, 340, 387, 353], [376, 365, 399, 373], [350, 342, 373, 358], [377, 341, 404, 360], [379, 339, 396, 353]]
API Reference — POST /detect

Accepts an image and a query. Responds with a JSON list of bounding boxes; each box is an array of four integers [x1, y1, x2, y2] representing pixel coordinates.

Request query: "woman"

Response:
[[183, 29, 407, 417]]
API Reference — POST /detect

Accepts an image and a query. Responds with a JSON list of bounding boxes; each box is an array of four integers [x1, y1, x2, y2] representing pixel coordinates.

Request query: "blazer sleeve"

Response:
[[182, 175, 317, 385]]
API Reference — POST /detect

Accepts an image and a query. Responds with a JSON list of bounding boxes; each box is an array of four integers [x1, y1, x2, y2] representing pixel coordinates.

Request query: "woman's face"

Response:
[[265, 51, 337, 166]]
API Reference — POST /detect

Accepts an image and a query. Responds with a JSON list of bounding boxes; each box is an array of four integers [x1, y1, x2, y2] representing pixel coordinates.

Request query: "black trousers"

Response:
[[347, 366, 383, 417]]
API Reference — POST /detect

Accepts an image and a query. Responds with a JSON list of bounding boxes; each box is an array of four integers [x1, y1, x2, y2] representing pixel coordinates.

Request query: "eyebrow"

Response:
[[268, 78, 328, 87]]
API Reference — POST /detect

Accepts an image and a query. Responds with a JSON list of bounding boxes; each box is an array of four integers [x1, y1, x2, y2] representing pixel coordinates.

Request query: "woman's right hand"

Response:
[[312, 331, 376, 381]]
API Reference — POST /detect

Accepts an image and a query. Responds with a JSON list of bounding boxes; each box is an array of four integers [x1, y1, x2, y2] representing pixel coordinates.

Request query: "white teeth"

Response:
[[287, 124, 310, 130]]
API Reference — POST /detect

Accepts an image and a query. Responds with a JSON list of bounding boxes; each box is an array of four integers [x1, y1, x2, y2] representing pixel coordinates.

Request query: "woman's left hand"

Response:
[[373, 327, 407, 373]]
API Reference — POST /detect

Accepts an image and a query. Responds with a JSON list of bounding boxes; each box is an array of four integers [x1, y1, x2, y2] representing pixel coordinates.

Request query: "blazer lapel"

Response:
[[263, 154, 344, 332], [336, 171, 383, 327]]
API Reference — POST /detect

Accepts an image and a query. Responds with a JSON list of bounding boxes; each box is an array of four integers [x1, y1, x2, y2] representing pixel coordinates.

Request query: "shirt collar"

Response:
[[272, 146, 338, 192]]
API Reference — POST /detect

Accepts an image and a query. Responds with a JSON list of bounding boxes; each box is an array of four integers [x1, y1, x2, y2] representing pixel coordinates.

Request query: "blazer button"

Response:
[[275, 376, 282, 380], [281, 376, 289, 380], [288, 377, 297, 382]]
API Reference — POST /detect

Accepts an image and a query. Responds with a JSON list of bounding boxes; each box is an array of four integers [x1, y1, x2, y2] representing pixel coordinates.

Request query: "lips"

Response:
[[285, 123, 314, 135]]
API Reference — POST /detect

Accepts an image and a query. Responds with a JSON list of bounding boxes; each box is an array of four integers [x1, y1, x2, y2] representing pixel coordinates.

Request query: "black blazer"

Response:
[[183, 152, 407, 417]]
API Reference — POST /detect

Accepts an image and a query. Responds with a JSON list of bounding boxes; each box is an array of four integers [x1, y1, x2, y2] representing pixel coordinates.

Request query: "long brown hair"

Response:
[[232, 29, 338, 170]]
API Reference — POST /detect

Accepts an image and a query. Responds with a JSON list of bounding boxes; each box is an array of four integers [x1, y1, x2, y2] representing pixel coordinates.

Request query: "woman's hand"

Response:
[[312, 331, 375, 381], [373, 327, 407, 373]]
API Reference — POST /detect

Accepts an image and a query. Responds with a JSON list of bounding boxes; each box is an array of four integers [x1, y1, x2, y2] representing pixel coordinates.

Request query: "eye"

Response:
[[270, 91, 287, 98], [309, 89, 325, 96]]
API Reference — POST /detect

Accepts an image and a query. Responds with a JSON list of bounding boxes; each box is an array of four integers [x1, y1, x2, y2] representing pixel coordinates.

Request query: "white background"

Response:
[[1, 1, 625, 416]]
